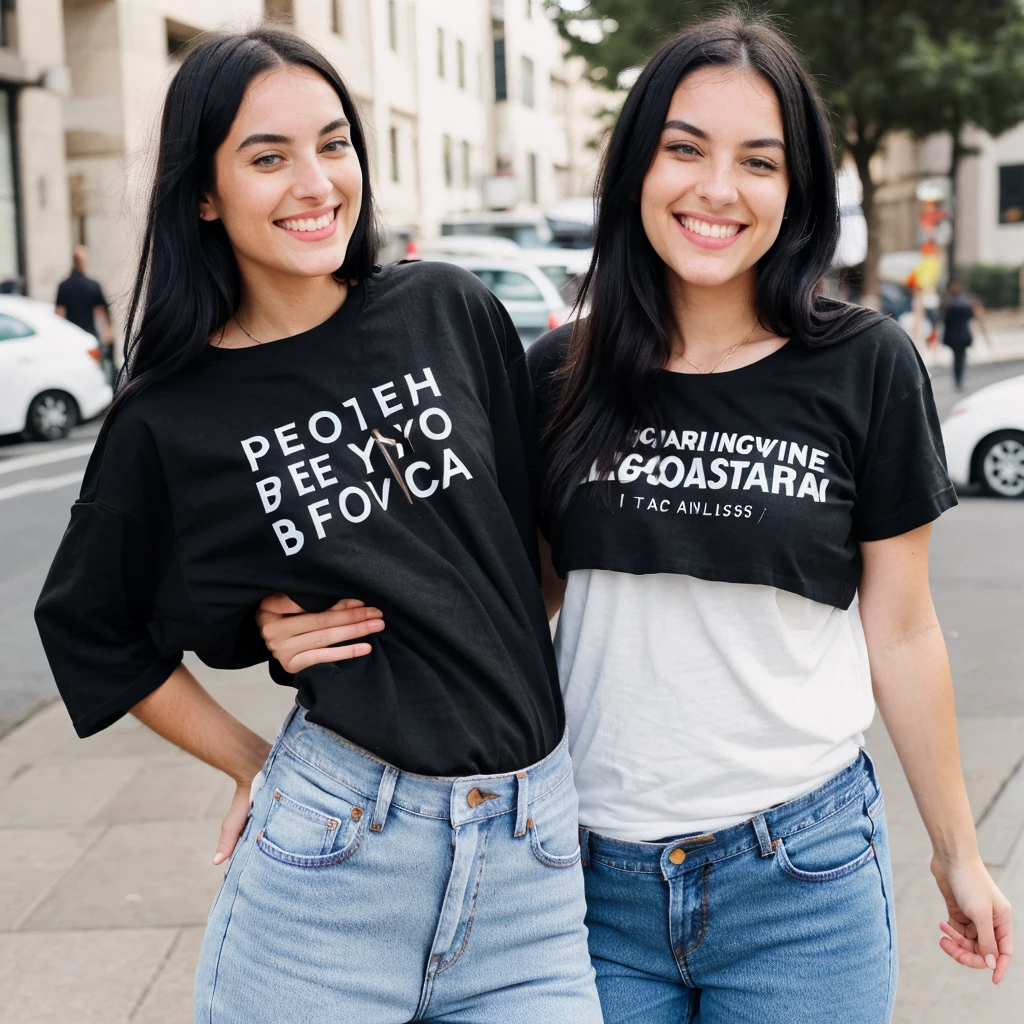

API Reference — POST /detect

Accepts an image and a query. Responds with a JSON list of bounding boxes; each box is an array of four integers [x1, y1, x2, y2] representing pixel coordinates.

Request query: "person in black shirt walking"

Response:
[[942, 277, 989, 391], [35, 29, 600, 1023], [55, 245, 115, 383]]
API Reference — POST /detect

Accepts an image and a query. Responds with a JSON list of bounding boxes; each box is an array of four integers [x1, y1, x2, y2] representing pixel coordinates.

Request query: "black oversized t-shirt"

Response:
[[528, 316, 956, 608], [36, 262, 562, 776]]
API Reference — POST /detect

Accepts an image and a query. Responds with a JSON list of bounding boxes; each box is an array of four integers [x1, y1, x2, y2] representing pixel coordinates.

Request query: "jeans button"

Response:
[[669, 847, 686, 865]]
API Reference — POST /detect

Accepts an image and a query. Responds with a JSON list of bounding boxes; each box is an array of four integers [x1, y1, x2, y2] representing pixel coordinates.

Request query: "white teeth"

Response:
[[279, 209, 336, 232], [682, 215, 741, 239]]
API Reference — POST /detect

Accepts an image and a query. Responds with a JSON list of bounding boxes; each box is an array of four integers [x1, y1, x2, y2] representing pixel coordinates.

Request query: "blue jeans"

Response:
[[581, 751, 897, 1023], [194, 705, 601, 1023]]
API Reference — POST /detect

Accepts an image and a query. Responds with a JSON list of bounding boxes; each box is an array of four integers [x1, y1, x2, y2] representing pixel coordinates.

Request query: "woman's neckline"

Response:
[[203, 275, 370, 361], [658, 336, 795, 384]]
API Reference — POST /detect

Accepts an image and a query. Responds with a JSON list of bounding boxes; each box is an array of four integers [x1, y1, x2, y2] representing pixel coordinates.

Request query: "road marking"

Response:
[[0, 443, 95, 476], [0, 470, 84, 502]]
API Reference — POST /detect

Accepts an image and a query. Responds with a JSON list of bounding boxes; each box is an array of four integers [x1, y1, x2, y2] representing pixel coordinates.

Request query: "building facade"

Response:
[[0, 0, 73, 302], [0, 0, 602, 317]]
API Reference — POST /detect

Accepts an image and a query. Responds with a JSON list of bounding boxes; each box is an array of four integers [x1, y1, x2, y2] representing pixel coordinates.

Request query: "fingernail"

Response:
[[213, 853, 225, 865], [986, 954, 996, 969]]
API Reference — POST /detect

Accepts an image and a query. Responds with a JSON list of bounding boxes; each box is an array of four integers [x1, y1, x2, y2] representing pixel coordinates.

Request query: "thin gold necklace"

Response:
[[234, 314, 264, 345], [680, 321, 759, 374]]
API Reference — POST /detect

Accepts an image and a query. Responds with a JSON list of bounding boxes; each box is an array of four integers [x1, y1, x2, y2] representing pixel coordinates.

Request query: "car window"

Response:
[[0, 312, 35, 341], [474, 270, 544, 302]]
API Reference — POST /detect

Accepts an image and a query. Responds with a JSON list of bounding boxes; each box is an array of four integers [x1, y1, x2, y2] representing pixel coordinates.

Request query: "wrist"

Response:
[[931, 837, 982, 870], [226, 736, 272, 786]]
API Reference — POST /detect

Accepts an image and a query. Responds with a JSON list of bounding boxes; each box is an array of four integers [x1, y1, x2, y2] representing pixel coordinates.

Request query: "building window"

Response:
[[550, 75, 568, 115], [457, 40, 465, 89], [166, 19, 201, 59], [388, 0, 398, 51], [525, 0, 533, 18], [390, 126, 400, 183], [331, 0, 344, 35], [493, 37, 507, 101], [521, 57, 535, 108], [461, 140, 471, 187], [0, 0, 15, 50], [527, 152, 538, 204], [443, 135, 453, 188], [0, 90, 18, 280], [437, 28, 445, 78], [264, 0, 294, 25], [998, 165, 1024, 224]]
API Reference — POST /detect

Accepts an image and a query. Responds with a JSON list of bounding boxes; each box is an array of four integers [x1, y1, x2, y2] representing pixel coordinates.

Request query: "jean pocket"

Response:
[[775, 797, 877, 883], [255, 761, 367, 868], [527, 774, 582, 869]]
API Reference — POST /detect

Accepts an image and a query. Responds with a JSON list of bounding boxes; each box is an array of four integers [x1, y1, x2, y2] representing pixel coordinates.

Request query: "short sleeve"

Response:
[[853, 337, 957, 541], [34, 409, 182, 736]]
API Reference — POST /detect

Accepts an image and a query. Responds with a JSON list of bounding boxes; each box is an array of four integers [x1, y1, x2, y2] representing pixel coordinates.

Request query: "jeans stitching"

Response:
[[255, 819, 366, 868], [774, 832, 877, 882], [680, 863, 712, 960], [434, 823, 495, 977]]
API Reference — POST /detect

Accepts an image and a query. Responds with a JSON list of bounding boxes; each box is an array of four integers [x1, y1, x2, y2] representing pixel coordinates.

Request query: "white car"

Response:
[[421, 254, 570, 347], [941, 374, 1024, 498], [0, 295, 112, 440]]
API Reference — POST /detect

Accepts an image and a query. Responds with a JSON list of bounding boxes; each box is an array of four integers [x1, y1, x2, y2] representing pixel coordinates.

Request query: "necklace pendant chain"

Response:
[[234, 314, 263, 345], [680, 321, 759, 374]]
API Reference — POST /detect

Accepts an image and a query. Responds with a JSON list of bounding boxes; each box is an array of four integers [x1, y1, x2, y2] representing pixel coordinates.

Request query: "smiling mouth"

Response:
[[275, 206, 338, 232], [675, 214, 746, 239]]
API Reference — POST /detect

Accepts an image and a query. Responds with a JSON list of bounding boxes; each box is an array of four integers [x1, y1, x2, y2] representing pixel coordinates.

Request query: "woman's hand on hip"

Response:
[[256, 594, 384, 673], [932, 853, 1013, 983], [213, 781, 261, 866]]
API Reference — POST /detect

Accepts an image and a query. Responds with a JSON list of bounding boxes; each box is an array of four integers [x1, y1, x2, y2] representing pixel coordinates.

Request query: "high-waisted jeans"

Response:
[[194, 704, 602, 1023], [581, 750, 897, 1023]]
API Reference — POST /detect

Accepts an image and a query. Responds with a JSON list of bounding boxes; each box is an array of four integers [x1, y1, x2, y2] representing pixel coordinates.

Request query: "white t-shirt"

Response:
[[555, 569, 875, 842]]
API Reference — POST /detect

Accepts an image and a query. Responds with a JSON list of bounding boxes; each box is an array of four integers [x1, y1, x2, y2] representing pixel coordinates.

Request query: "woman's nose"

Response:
[[291, 154, 333, 202], [694, 161, 739, 208]]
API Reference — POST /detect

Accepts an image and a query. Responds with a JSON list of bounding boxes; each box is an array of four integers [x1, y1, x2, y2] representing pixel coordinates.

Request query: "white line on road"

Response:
[[0, 443, 95, 476], [0, 470, 84, 502]]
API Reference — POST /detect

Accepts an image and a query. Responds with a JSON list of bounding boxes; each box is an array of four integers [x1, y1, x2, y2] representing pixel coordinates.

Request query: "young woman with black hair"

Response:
[[266, 13, 1013, 1022], [34, 28, 602, 1023]]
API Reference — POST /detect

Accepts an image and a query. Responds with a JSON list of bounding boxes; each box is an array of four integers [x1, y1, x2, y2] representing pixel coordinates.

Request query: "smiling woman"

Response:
[[34, 26, 602, 1024]]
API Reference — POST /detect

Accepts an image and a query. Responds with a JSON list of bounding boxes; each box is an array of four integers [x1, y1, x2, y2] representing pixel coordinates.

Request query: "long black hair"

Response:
[[543, 12, 884, 515], [111, 27, 379, 418]]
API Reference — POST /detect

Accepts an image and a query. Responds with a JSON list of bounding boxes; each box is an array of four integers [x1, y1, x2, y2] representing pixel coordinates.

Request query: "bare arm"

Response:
[[131, 663, 272, 864], [94, 304, 114, 344], [859, 524, 1012, 983], [55, 305, 67, 318]]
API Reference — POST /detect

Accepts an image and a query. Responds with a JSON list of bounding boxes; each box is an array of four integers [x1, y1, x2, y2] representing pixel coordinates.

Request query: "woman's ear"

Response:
[[198, 193, 220, 222]]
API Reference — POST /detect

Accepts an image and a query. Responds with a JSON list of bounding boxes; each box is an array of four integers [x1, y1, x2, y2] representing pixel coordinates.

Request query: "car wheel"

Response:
[[975, 430, 1024, 498], [26, 390, 79, 442]]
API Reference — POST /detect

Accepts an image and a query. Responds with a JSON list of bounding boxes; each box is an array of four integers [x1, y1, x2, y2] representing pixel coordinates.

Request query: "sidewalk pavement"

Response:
[[1, 661, 1023, 1022]]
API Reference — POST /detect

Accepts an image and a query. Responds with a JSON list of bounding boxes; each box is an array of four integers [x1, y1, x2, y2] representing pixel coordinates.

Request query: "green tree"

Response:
[[900, 20, 1024, 272], [548, 1, 1024, 301]]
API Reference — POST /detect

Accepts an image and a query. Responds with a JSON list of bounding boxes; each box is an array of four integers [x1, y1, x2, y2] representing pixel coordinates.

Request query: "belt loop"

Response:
[[752, 813, 775, 857], [370, 765, 399, 833], [513, 771, 530, 837], [579, 826, 590, 867]]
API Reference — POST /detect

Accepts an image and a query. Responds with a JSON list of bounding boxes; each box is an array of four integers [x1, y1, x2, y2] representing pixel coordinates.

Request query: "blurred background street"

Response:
[[2, 0, 1024, 1021]]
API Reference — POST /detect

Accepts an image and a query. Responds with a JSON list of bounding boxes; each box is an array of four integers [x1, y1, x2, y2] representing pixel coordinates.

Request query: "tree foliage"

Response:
[[548, 0, 1024, 291]]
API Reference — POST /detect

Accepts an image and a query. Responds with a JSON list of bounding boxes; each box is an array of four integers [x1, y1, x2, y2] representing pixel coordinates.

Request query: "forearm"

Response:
[[870, 614, 978, 863], [131, 663, 271, 784]]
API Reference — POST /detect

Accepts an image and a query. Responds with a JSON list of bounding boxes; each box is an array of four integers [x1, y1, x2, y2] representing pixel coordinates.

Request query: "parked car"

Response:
[[941, 373, 1024, 497], [422, 254, 570, 347], [0, 295, 112, 440]]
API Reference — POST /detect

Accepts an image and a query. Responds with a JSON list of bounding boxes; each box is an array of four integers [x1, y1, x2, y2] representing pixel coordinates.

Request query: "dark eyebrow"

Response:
[[237, 132, 289, 150], [743, 136, 786, 151], [663, 119, 708, 139], [319, 117, 350, 135], [237, 118, 349, 151]]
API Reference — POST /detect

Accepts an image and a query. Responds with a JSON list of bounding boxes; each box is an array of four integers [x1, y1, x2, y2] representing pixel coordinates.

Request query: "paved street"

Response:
[[0, 355, 1021, 1020]]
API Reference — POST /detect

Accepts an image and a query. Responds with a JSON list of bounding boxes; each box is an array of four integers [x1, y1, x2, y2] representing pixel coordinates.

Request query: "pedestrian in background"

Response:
[[55, 245, 115, 383], [942, 276, 989, 391]]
